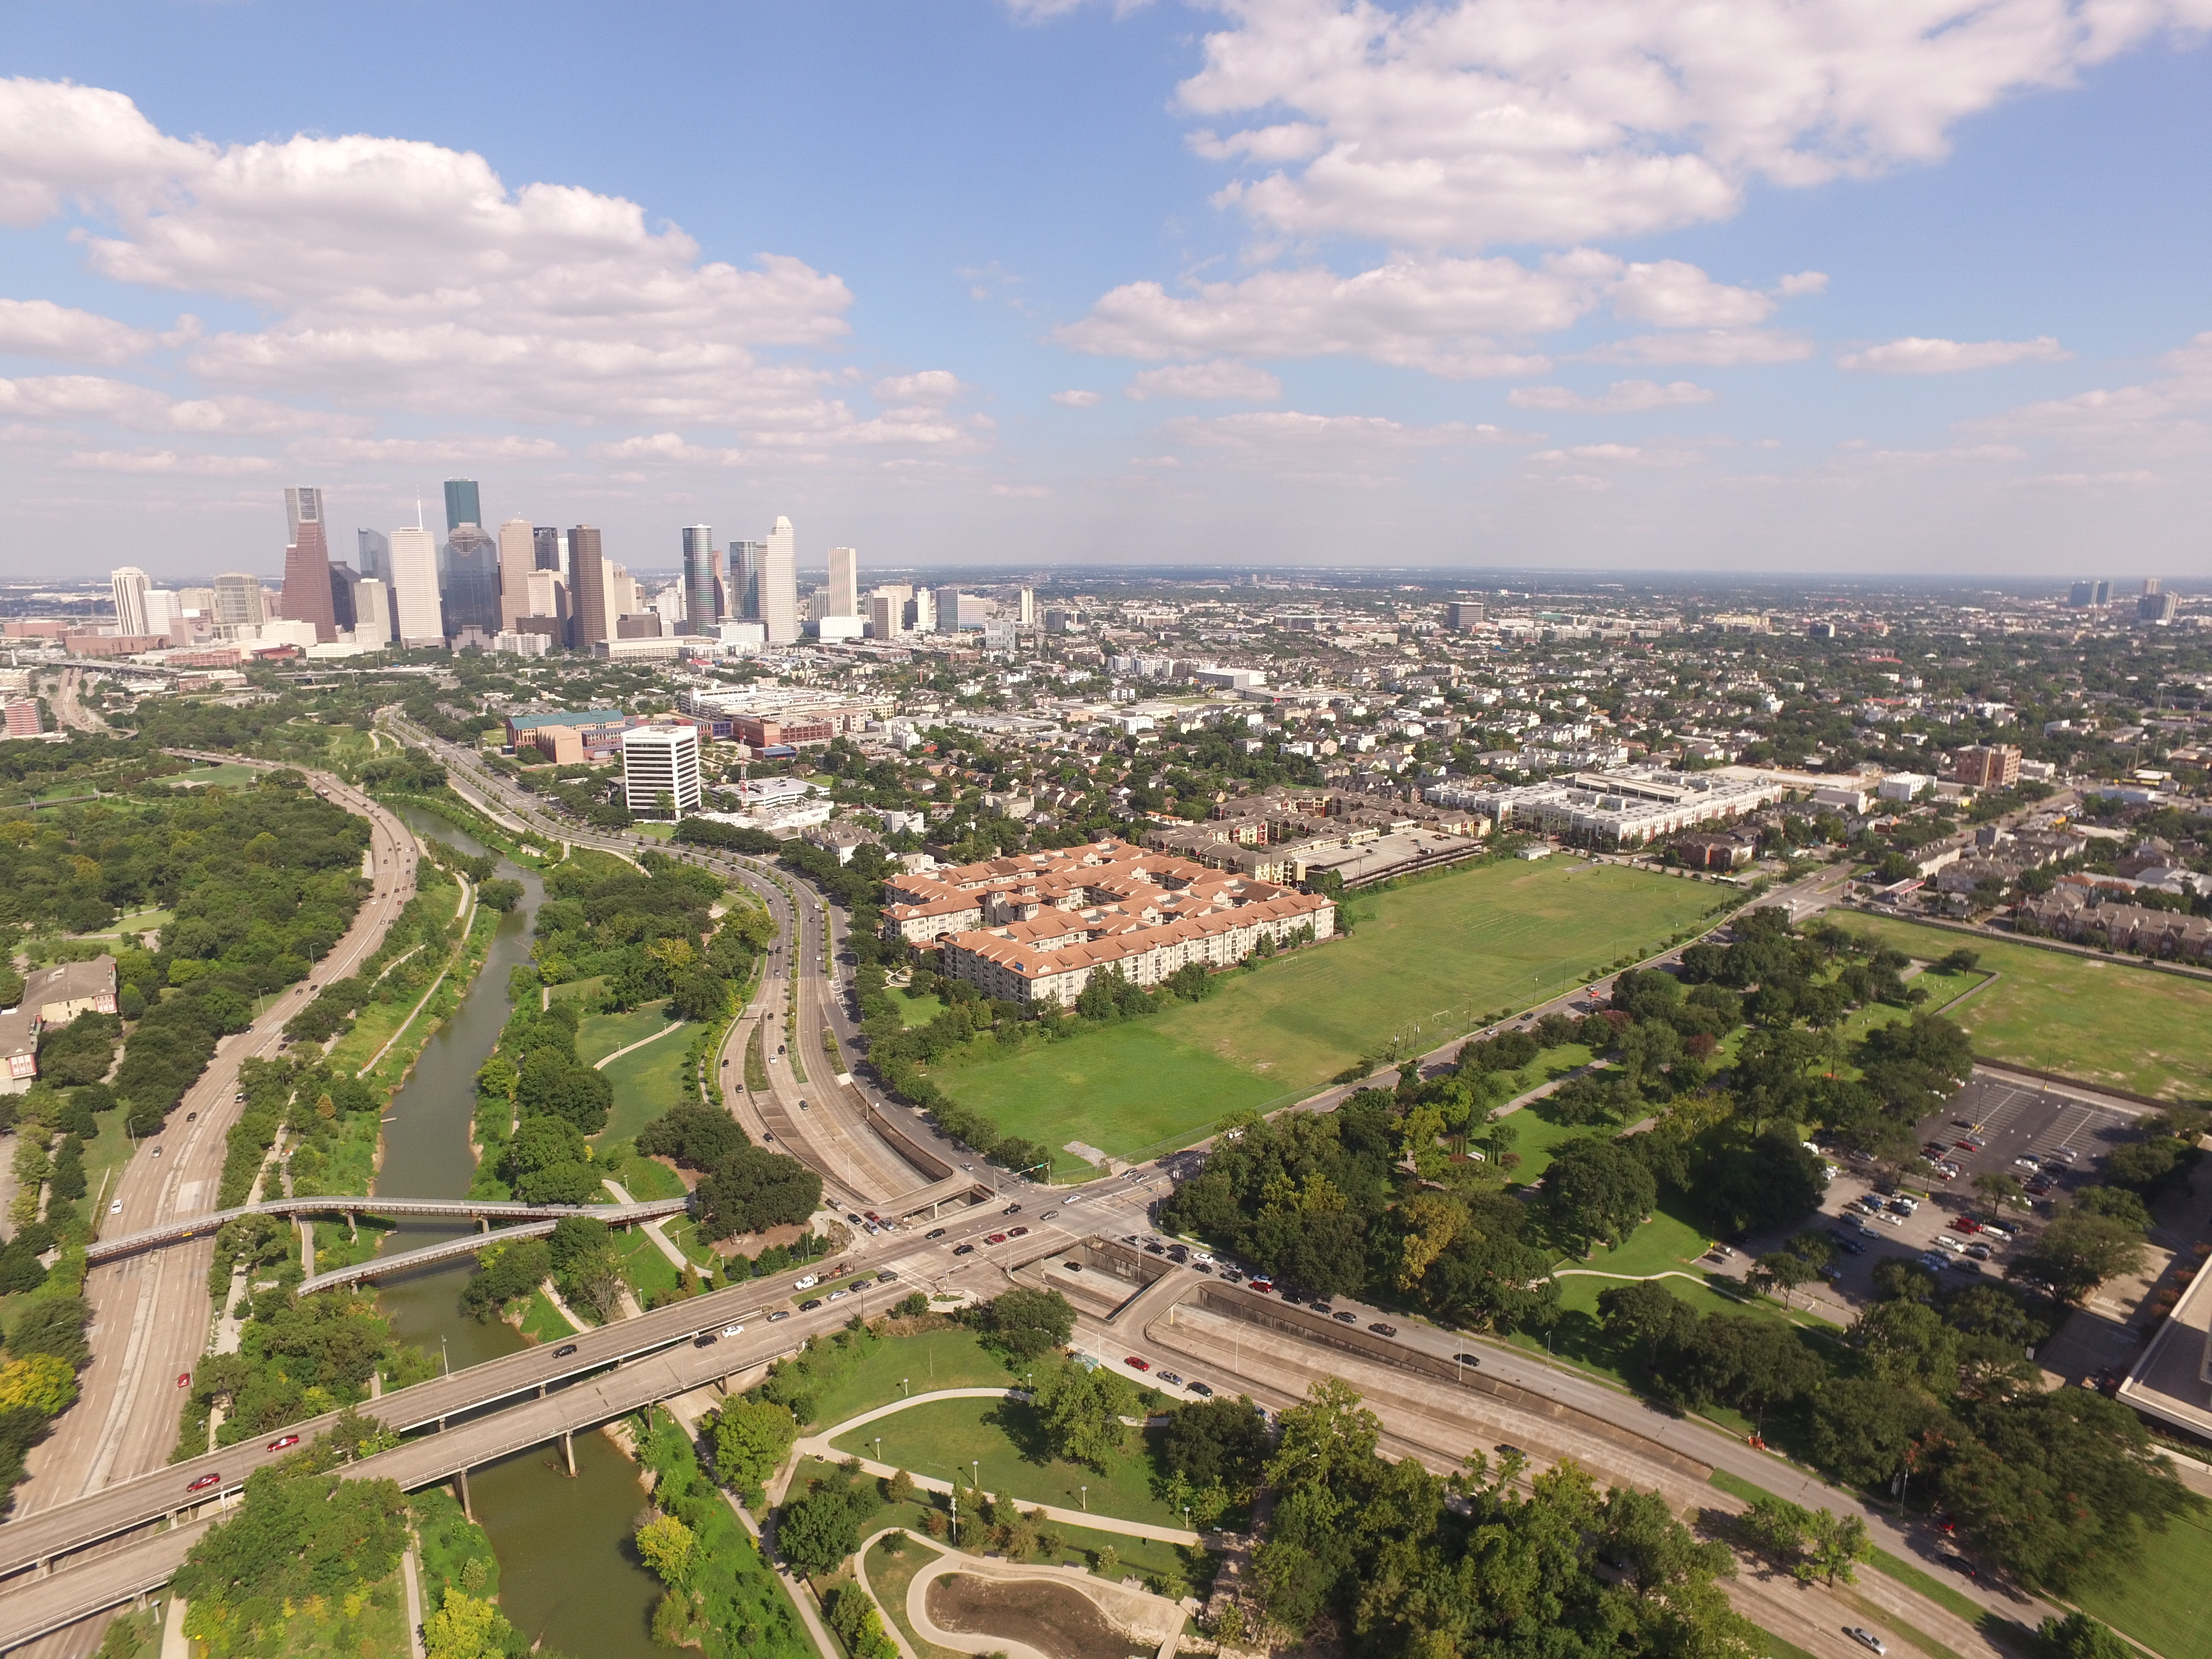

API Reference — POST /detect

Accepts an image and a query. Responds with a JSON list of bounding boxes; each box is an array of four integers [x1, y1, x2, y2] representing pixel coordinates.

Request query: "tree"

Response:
[[1973, 1170, 2031, 1214], [1031, 1357, 1135, 1471], [2036, 1612, 2135, 1659], [634, 1511, 697, 1589], [1804, 1509, 1872, 1585], [983, 1288, 1076, 1360], [422, 1586, 515, 1659], [778, 1473, 880, 1576], [8, 1295, 91, 1369], [1543, 1136, 1656, 1251], [1160, 1396, 1269, 1495], [1599, 1279, 1698, 1368], [694, 1145, 823, 1241], [0, 1355, 76, 1416], [710, 1397, 797, 1501], [1740, 1495, 1811, 1566], [637, 1102, 749, 1171], [2008, 1205, 2147, 1305]]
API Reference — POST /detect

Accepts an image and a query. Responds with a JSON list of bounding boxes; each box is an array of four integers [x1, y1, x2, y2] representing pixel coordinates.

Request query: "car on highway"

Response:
[[799, 1298, 823, 1311], [1370, 1322, 1399, 1337], [985, 1232, 1008, 1245], [554, 1343, 578, 1357], [1159, 1371, 1185, 1386], [794, 1275, 818, 1290], [1124, 1356, 1150, 1371], [926, 1228, 946, 1239], [875, 1270, 895, 1284], [186, 1112, 196, 1122], [722, 1323, 745, 1337], [109, 1199, 123, 1214], [826, 1290, 848, 1302], [768, 1310, 791, 1322], [1494, 1443, 1525, 1459], [186, 1473, 222, 1493], [1009, 1226, 1029, 1238], [1003, 1203, 1022, 1214], [1846, 1629, 1887, 1654], [1188, 1381, 1214, 1397], [1453, 1352, 1482, 1368], [692, 1331, 719, 1350], [176, 1371, 191, 1389], [266, 1434, 300, 1452], [1333, 1310, 1358, 1324], [952, 1243, 975, 1256], [846, 1213, 864, 1225], [1040, 1209, 1059, 1220], [1249, 1280, 1273, 1293]]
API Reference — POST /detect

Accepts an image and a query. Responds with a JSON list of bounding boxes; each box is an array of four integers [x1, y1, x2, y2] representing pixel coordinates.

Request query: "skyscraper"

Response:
[[570, 526, 608, 646], [212, 573, 265, 632], [761, 516, 799, 644], [439, 524, 501, 639], [1017, 588, 1036, 626], [388, 528, 443, 645], [279, 486, 338, 642], [729, 541, 764, 622], [357, 529, 390, 583], [682, 526, 718, 635], [444, 479, 482, 534], [497, 519, 536, 632], [109, 567, 150, 637], [533, 526, 562, 571], [826, 546, 859, 619], [354, 578, 394, 644]]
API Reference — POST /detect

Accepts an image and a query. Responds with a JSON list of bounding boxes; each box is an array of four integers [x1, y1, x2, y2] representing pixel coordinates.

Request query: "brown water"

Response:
[[377, 805, 665, 1657], [925, 1572, 1149, 1659]]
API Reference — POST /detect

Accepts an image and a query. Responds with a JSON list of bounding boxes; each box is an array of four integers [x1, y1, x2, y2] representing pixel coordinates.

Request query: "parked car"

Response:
[[1188, 1381, 1215, 1397], [799, 1298, 822, 1311], [1159, 1371, 1185, 1387], [1370, 1322, 1399, 1337], [1125, 1356, 1150, 1371]]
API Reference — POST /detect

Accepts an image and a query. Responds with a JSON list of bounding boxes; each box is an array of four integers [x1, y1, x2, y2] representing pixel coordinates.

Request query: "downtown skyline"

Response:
[[2, 1, 2211, 580]]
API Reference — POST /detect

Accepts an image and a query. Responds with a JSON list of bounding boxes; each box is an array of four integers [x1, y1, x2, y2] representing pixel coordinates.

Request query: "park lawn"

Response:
[[928, 858, 1721, 1163], [595, 1031, 693, 1146], [547, 974, 606, 1006], [656, 1214, 723, 1272], [885, 987, 945, 1027], [2073, 1505, 2212, 1659], [577, 999, 674, 1065], [615, 1225, 683, 1303], [520, 1288, 580, 1343], [608, 1154, 688, 1202], [1553, 1201, 1719, 1279], [1500, 1107, 1601, 1185], [829, 1396, 1179, 1529], [808, 1328, 1015, 1429], [1846, 915, 2212, 1100], [170, 761, 262, 788]]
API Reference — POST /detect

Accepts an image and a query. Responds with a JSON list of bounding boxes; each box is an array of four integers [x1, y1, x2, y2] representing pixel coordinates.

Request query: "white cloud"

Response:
[[987, 482, 1053, 497], [1837, 335, 2071, 373], [1776, 272, 1830, 297], [288, 434, 568, 467], [872, 370, 966, 404], [0, 298, 152, 363], [1050, 389, 1103, 408], [1058, 253, 1592, 376], [1530, 442, 1702, 467], [0, 79, 864, 434], [1579, 330, 1814, 367], [1126, 359, 1282, 401], [1509, 378, 1715, 414], [1174, 0, 2212, 250], [1160, 408, 1524, 484], [1966, 333, 2212, 453], [1610, 262, 1774, 328], [62, 448, 275, 475], [0, 373, 343, 436]]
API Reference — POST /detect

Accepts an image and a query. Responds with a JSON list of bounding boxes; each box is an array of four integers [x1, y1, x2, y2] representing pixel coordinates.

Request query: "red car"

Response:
[[1009, 1226, 1030, 1238], [985, 1232, 1008, 1245], [1125, 1356, 1150, 1371], [175, 1372, 191, 1390], [1951, 1217, 1981, 1234], [186, 1472, 221, 1493], [1249, 1280, 1273, 1294], [265, 1434, 300, 1453]]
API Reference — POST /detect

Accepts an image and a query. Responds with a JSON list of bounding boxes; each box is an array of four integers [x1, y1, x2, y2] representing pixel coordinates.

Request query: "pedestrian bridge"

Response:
[[86, 1194, 691, 1265]]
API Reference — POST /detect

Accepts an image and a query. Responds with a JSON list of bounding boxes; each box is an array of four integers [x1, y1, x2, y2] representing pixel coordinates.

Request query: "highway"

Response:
[[15, 754, 421, 1522]]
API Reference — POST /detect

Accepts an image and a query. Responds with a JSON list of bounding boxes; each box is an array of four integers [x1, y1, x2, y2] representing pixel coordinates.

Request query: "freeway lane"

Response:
[[16, 758, 420, 1519]]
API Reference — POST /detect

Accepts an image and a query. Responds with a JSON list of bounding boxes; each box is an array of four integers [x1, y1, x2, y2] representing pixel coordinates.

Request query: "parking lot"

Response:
[[1725, 1071, 2141, 1320]]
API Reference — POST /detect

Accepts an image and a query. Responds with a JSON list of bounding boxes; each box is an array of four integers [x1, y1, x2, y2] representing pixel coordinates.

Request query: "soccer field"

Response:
[[927, 858, 1720, 1168], [1845, 914, 2212, 1100]]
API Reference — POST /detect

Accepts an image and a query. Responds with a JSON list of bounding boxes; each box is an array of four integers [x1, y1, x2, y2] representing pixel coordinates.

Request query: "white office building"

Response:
[[387, 526, 445, 646], [353, 578, 394, 643], [496, 519, 535, 632], [761, 515, 799, 644], [826, 545, 859, 618], [621, 724, 702, 819], [109, 567, 152, 637]]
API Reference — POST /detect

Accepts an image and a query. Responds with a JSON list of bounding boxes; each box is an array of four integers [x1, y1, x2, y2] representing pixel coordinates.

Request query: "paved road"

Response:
[[16, 757, 420, 1520]]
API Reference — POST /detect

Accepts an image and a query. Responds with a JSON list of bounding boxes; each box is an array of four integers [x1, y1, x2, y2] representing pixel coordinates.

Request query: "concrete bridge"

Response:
[[297, 1220, 562, 1293], [86, 1194, 691, 1266]]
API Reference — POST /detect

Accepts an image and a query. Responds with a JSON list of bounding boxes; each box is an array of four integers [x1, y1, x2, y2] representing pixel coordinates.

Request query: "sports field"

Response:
[[1846, 915, 2212, 1100], [928, 859, 1719, 1167]]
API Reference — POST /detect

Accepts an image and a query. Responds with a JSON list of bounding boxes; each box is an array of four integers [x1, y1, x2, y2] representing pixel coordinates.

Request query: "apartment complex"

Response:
[[1439, 765, 1790, 848], [885, 841, 1334, 1005], [1951, 744, 2022, 790]]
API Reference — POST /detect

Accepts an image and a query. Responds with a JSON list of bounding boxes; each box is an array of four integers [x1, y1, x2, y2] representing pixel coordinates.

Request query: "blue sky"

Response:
[[2, 0, 2210, 581]]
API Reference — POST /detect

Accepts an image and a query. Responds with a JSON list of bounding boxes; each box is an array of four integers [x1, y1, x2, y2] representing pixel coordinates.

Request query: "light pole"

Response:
[[1081, 1484, 1087, 1512]]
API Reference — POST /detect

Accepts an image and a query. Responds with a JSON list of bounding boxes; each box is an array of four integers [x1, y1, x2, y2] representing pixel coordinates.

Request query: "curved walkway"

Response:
[[792, 1391, 1202, 1547], [867, 1526, 1183, 1659], [591, 1017, 688, 1071]]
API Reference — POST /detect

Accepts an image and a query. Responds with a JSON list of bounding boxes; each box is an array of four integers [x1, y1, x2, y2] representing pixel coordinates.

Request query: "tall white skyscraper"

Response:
[[826, 546, 859, 618], [496, 519, 536, 632], [109, 567, 151, 636], [761, 515, 799, 644], [909, 587, 937, 633], [144, 589, 180, 640], [1018, 588, 1036, 626], [388, 526, 444, 646]]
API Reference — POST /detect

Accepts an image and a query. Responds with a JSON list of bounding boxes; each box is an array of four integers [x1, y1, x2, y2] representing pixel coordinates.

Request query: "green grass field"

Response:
[[1846, 915, 2212, 1100], [830, 1396, 1176, 1528], [594, 1031, 693, 1146], [168, 762, 262, 788], [809, 1328, 1015, 1429], [885, 987, 945, 1027], [928, 859, 1720, 1165], [2074, 1507, 2212, 1659], [577, 999, 675, 1065]]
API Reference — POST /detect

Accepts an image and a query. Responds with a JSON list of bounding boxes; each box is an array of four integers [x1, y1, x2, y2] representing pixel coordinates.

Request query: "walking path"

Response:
[[790, 1390, 1201, 1547], [591, 1018, 688, 1071], [601, 1179, 690, 1272], [864, 1525, 1185, 1659]]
